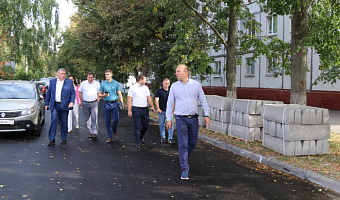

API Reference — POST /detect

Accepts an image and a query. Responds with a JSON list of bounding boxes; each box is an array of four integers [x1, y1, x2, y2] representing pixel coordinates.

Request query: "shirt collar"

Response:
[[180, 79, 190, 84]]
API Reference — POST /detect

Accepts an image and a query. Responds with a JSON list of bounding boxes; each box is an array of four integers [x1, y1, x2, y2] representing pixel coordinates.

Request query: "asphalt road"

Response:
[[0, 102, 338, 200]]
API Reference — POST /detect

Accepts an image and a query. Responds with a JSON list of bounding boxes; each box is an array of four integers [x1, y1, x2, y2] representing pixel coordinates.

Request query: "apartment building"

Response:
[[193, 1, 340, 110]]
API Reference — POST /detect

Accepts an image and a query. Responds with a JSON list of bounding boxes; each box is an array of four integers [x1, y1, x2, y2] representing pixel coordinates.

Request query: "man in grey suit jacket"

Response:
[[45, 68, 75, 146]]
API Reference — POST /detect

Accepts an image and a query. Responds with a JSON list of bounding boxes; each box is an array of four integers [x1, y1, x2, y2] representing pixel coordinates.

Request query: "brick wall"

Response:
[[202, 86, 340, 110]]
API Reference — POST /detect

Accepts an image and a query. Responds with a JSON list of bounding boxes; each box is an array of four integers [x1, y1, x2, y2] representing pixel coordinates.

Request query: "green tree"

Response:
[[155, 0, 213, 87], [59, 0, 160, 82], [168, 0, 272, 98], [0, 0, 59, 78], [258, 0, 340, 104]]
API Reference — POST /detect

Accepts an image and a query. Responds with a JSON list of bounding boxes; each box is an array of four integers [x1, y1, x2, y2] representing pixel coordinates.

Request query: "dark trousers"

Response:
[[104, 101, 119, 138], [48, 102, 69, 141], [175, 115, 199, 171], [132, 107, 149, 144]]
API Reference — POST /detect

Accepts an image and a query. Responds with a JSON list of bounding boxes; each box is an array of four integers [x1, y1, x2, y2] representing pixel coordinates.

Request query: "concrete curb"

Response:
[[198, 133, 340, 194], [150, 116, 340, 194]]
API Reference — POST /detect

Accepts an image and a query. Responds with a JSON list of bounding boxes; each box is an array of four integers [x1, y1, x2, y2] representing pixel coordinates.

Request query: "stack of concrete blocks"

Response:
[[229, 99, 283, 141], [197, 96, 208, 127], [207, 95, 234, 134], [198, 95, 234, 135], [262, 104, 330, 156]]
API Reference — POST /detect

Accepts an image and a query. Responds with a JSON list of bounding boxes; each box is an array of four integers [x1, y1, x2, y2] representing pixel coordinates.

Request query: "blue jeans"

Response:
[[104, 101, 119, 138], [132, 107, 149, 145], [175, 115, 199, 171], [48, 102, 69, 141], [158, 112, 174, 139]]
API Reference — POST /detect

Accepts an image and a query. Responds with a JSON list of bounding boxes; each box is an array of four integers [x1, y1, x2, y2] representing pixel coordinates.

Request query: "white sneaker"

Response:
[[68, 130, 72, 133], [75, 126, 79, 130]]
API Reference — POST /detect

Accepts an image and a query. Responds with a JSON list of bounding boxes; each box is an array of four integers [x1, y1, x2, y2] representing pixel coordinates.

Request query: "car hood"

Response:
[[0, 99, 37, 110]]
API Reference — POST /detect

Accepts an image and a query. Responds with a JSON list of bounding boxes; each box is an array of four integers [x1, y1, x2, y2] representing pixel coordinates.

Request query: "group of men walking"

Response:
[[45, 69, 123, 146], [44, 64, 211, 180]]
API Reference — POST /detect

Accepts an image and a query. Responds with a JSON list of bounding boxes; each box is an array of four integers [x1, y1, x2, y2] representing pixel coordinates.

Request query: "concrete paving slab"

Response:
[[329, 110, 340, 133]]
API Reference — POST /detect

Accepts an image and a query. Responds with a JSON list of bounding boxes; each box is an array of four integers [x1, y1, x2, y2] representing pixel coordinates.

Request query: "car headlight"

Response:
[[21, 107, 36, 116]]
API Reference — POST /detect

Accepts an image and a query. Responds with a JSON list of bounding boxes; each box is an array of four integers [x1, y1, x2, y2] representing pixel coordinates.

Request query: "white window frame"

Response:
[[214, 61, 221, 74], [267, 15, 278, 35], [246, 58, 255, 76]]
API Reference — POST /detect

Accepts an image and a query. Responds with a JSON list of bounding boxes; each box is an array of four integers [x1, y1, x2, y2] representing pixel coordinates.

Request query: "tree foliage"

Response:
[[58, 0, 161, 81], [308, 0, 340, 84], [258, 0, 340, 104], [0, 0, 59, 79], [58, 0, 214, 89]]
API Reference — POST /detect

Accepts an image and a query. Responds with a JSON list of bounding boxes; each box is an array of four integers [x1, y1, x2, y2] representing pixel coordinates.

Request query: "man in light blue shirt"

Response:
[[166, 64, 210, 180]]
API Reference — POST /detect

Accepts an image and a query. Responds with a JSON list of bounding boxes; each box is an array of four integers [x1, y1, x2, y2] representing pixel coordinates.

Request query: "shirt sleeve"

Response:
[[79, 83, 83, 92], [99, 83, 103, 92], [166, 87, 175, 121], [145, 86, 150, 96], [96, 82, 100, 92], [155, 89, 160, 98], [198, 84, 209, 117], [117, 82, 121, 91], [127, 86, 133, 97]]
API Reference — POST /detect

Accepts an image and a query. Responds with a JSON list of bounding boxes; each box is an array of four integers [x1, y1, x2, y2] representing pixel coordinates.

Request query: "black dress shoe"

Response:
[[61, 140, 67, 144], [48, 140, 55, 146]]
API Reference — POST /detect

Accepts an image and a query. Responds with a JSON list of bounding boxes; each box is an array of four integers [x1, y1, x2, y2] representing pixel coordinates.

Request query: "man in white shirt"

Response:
[[79, 72, 100, 140], [127, 74, 155, 149]]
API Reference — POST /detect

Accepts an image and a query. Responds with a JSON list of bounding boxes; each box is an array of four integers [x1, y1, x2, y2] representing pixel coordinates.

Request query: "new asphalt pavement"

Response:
[[0, 102, 339, 199]]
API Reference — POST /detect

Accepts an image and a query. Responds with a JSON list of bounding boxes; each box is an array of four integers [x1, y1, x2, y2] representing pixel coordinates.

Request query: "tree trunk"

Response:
[[226, 1, 237, 99], [290, 6, 309, 105]]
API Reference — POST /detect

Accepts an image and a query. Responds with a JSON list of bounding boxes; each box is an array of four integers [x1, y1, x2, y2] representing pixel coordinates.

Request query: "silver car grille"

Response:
[[0, 111, 21, 118]]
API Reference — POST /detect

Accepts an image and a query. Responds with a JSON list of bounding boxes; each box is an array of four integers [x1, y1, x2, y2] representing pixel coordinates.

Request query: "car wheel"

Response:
[[31, 116, 42, 136]]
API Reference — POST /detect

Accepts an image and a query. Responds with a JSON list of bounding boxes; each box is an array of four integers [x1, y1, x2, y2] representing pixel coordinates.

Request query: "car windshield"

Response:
[[0, 84, 36, 99]]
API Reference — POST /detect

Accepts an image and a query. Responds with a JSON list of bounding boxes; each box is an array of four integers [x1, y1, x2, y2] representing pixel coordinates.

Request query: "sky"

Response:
[[57, 0, 78, 30]]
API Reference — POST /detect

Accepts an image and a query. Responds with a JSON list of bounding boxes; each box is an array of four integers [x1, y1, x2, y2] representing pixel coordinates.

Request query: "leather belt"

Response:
[[133, 106, 148, 109], [84, 99, 97, 103], [105, 100, 118, 103], [181, 114, 199, 118]]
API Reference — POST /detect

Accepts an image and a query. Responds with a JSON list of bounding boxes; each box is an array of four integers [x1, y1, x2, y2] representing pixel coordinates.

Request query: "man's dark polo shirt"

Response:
[[155, 87, 170, 112]]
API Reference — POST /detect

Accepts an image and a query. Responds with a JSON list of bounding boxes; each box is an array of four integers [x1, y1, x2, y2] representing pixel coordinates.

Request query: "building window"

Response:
[[267, 15, 277, 35], [266, 58, 278, 75], [214, 61, 221, 74], [246, 58, 255, 76]]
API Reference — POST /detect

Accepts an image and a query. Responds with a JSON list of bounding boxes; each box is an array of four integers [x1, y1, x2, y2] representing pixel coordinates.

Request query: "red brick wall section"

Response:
[[202, 86, 340, 110]]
